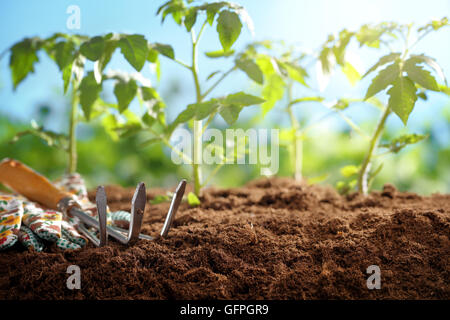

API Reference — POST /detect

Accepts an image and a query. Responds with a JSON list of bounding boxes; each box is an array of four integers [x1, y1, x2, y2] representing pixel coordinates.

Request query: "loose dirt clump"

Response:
[[1, 178, 449, 299]]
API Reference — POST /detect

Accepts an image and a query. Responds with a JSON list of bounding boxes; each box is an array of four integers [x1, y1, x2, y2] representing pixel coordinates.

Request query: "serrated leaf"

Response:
[[235, 58, 263, 84], [363, 52, 401, 78], [219, 104, 243, 125], [404, 59, 440, 91], [261, 74, 285, 115], [205, 49, 235, 58], [52, 41, 76, 71], [118, 34, 149, 71], [379, 133, 427, 153], [184, 8, 197, 32], [9, 38, 40, 89], [80, 36, 105, 61], [79, 72, 102, 121], [217, 10, 242, 52], [407, 54, 447, 85], [224, 92, 265, 106], [283, 62, 308, 86], [97, 39, 117, 72], [342, 62, 361, 86], [187, 192, 201, 207], [387, 76, 418, 125], [194, 100, 220, 120], [153, 43, 175, 59], [364, 62, 400, 100], [114, 79, 138, 113]]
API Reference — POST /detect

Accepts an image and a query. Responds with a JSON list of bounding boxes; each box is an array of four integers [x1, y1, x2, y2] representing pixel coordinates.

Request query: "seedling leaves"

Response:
[[205, 49, 235, 58], [153, 43, 175, 59], [236, 58, 264, 84], [217, 10, 242, 52], [80, 36, 105, 61], [79, 72, 102, 120], [380, 133, 427, 153], [364, 62, 400, 100], [9, 38, 40, 89], [118, 34, 149, 71], [224, 92, 265, 106], [114, 79, 138, 112], [363, 52, 401, 78], [187, 192, 201, 207], [387, 76, 418, 125], [404, 59, 440, 91]]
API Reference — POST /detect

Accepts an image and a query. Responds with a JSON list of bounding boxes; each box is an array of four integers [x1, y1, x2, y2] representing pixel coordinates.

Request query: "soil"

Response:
[[0, 178, 449, 300]]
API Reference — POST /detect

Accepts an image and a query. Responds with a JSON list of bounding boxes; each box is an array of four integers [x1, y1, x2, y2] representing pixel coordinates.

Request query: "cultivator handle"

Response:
[[0, 158, 72, 210]]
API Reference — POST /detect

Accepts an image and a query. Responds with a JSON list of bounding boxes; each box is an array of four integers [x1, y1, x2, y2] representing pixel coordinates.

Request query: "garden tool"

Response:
[[0, 159, 186, 247]]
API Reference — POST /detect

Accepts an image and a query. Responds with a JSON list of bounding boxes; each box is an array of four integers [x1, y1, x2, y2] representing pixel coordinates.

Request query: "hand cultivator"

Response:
[[0, 159, 186, 249]]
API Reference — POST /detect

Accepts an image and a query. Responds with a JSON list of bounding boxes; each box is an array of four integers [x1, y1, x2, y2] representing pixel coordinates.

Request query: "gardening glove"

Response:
[[0, 195, 23, 250], [0, 193, 87, 251]]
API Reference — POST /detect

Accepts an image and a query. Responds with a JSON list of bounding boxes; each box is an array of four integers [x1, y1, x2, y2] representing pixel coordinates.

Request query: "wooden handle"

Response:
[[0, 158, 72, 210]]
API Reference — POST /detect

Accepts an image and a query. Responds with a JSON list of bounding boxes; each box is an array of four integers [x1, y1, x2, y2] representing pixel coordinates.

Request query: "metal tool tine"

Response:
[[96, 186, 108, 247], [127, 182, 146, 245], [78, 223, 100, 247], [160, 179, 186, 238]]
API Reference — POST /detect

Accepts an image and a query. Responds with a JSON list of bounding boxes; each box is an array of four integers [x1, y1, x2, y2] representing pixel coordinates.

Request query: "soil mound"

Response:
[[1, 178, 449, 299]]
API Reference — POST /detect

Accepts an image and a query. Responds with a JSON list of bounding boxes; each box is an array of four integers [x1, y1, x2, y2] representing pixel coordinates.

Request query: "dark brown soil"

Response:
[[1, 178, 449, 300]]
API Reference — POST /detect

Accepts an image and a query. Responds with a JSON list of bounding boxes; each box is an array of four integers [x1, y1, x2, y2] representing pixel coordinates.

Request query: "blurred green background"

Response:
[[0, 0, 449, 194]]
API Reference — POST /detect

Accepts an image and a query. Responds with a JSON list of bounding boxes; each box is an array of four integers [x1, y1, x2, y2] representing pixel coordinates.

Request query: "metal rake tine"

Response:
[[160, 179, 186, 238], [96, 186, 108, 247], [127, 182, 146, 245], [78, 223, 100, 247]]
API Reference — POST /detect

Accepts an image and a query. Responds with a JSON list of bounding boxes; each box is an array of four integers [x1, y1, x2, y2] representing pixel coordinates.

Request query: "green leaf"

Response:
[[380, 133, 428, 153], [219, 104, 243, 125], [261, 74, 285, 115], [340, 165, 360, 177], [407, 54, 447, 85], [184, 8, 197, 32], [114, 79, 138, 113], [52, 41, 76, 71], [140, 86, 159, 101], [118, 34, 149, 71], [387, 76, 418, 125], [205, 49, 235, 58], [150, 194, 171, 205], [153, 43, 175, 59], [236, 58, 264, 84], [283, 62, 308, 86], [290, 96, 324, 106], [404, 59, 440, 91], [206, 70, 221, 80], [80, 36, 105, 61], [187, 192, 201, 207], [216, 10, 242, 52], [363, 52, 401, 78], [9, 38, 40, 89], [194, 100, 220, 120], [101, 114, 119, 141], [224, 92, 265, 106], [97, 39, 117, 72], [62, 62, 73, 94], [79, 72, 102, 121], [341, 62, 361, 86], [364, 62, 400, 100]]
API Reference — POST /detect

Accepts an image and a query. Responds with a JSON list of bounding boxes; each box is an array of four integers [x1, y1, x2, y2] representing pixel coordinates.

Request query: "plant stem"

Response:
[[357, 106, 390, 195], [191, 26, 204, 196], [201, 66, 236, 99], [286, 82, 303, 181], [68, 82, 79, 174]]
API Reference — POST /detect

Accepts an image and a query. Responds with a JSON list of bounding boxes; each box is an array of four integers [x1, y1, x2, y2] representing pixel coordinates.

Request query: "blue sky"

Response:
[[0, 0, 449, 143]]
